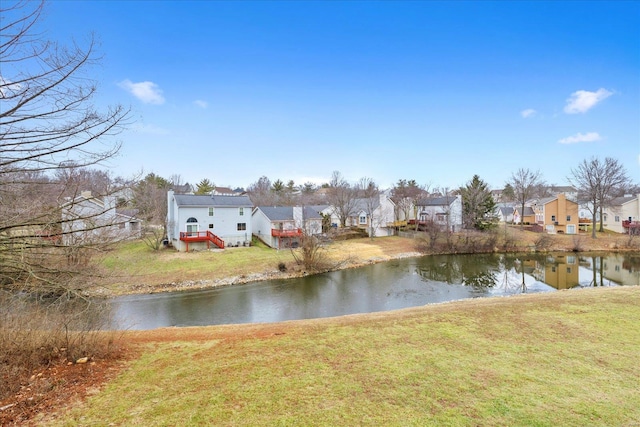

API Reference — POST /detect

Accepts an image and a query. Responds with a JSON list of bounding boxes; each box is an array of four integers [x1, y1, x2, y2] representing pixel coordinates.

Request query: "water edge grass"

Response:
[[52, 286, 640, 426]]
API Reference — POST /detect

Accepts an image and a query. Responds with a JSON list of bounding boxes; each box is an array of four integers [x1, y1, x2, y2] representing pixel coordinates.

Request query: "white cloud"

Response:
[[564, 88, 612, 114], [118, 79, 165, 105], [558, 132, 602, 144], [194, 100, 208, 108], [520, 109, 537, 118]]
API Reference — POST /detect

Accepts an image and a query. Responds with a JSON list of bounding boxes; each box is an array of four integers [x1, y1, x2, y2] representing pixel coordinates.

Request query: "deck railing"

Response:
[[179, 231, 225, 249], [271, 228, 302, 237], [622, 220, 640, 229]]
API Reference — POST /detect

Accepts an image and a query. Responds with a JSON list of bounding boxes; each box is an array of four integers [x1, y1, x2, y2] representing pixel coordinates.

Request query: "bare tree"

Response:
[[508, 168, 545, 229], [569, 157, 630, 238], [597, 157, 630, 232], [133, 173, 171, 250], [391, 179, 426, 227], [247, 176, 276, 206], [299, 181, 318, 205], [358, 177, 380, 238], [0, 0, 130, 293], [327, 171, 358, 228]]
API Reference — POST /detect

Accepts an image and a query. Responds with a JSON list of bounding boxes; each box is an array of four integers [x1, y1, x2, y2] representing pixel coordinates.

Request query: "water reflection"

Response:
[[111, 252, 639, 330]]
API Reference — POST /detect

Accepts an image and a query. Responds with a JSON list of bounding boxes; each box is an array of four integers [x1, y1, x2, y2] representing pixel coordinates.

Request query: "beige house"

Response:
[[604, 194, 640, 234], [534, 194, 579, 234]]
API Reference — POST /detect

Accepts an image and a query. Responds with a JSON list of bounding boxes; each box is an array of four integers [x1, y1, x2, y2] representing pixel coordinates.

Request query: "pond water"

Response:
[[111, 252, 640, 330]]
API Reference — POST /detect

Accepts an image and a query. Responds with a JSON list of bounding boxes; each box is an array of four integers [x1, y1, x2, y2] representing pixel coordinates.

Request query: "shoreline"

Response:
[[100, 240, 637, 297], [101, 250, 424, 296]]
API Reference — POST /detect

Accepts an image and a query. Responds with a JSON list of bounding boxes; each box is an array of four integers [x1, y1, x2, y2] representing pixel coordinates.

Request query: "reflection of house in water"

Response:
[[531, 255, 580, 289], [596, 254, 640, 286]]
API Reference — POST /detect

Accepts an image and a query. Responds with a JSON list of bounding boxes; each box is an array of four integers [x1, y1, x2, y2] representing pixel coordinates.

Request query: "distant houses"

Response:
[[162, 180, 639, 252], [61, 191, 142, 245]]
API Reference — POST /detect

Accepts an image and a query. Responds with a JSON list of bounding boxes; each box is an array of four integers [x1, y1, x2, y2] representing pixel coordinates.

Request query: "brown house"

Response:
[[534, 194, 579, 234]]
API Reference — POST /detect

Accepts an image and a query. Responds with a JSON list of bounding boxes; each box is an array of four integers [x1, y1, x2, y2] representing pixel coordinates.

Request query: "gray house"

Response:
[[415, 195, 463, 232], [61, 191, 142, 245], [167, 190, 253, 251], [251, 206, 323, 249]]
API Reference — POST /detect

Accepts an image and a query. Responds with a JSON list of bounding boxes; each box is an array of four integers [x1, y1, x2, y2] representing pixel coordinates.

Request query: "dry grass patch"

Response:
[[52, 287, 640, 426]]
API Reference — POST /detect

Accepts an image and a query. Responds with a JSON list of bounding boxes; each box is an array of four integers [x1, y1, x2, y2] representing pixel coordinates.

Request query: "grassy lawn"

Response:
[[99, 239, 296, 293], [53, 286, 640, 426]]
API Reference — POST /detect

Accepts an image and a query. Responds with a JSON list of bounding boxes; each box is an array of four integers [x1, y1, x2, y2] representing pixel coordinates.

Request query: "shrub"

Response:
[[0, 292, 121, 400], [572, 235, 585, 252], [534, 234, 554, 251]]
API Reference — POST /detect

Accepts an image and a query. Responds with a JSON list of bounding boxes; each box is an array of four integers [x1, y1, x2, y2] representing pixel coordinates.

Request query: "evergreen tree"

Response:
[[460, 175, 497, 230], [195, 178, 215, 195]]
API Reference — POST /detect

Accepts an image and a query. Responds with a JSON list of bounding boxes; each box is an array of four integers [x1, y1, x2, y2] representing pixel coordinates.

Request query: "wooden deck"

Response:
[[179, 231, 225, 250], [271, 228, 302, 237], [623, 220, 640, 234]]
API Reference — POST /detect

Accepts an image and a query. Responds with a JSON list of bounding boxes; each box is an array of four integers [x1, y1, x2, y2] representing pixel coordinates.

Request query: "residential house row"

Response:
[[496, 189, 640, 235], [165, 188, 640, 252]]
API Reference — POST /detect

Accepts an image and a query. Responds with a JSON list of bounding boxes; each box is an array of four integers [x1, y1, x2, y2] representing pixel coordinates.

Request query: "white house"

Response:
[[604, 194, 640, 234], [61, 191, 142, 245], [415, 195, 463, 232], [325, 194, 397, 237], [252, 206, 323, 249], [166, 190, 253, 251], [495, 204, 515, 223]]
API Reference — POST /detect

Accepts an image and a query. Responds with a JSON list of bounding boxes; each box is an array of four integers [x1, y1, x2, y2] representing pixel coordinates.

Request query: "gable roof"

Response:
[[116, 208, 140, 219], [352, 197, 381, 213], [416, 196, 457, 207], [498, 206, 514, 215], [609, 195, 637, 206], [538, 195, 578, 206], [255, 206, 322, 221], [515, 206, 535, 216], [174, 194, 253, 208]]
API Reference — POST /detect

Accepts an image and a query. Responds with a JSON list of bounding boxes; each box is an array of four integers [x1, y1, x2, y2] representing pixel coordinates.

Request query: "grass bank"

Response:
[[98, 236, 421, 295], [99, 229, 637, 295], [52, 286, 640, 426]]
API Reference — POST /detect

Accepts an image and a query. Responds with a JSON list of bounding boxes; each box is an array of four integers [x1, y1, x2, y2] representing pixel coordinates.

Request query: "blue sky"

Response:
[[44, 1, 639, 190]]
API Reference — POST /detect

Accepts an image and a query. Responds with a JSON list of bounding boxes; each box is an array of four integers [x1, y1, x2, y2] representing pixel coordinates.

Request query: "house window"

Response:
[[239, 207, 244, 216], [566, 215, 571, 222], [359, 215, 367, 224], [436, 214, 445, 222], [567, 267, 572, 273], [237, 223, 246, 231], [551, 215, 556, 222], [209, 207, 214, 216], [615, 216, 620, 222], [208, 224, 214, 229], [186, 217, 198, 236]]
